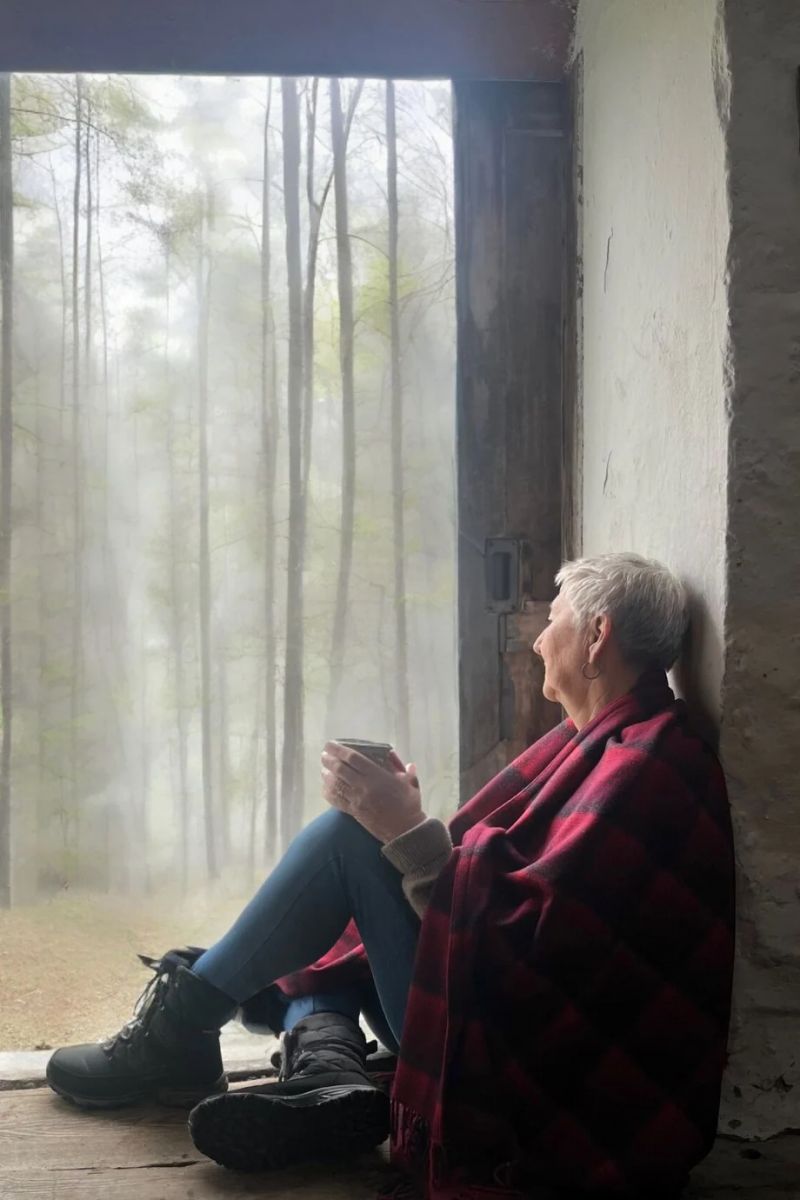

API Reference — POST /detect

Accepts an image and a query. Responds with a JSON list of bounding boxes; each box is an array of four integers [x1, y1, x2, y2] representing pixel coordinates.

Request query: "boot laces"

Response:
[[103, 951, 182, 1055]]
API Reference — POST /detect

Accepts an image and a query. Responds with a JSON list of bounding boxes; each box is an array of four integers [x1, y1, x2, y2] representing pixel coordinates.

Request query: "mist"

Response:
[[0, 74, 455, 1048]]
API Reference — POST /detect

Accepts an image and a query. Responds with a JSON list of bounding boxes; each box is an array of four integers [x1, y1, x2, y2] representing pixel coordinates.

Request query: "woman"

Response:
[[47, 553, 735, 1198]]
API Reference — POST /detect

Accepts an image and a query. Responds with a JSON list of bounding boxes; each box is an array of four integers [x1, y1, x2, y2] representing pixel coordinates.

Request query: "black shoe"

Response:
[[188, 1011, 391, 1171], [46, 947, 233, 1109]]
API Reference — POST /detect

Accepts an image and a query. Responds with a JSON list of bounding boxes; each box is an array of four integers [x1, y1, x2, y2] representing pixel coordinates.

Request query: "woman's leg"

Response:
[[188, 811, 411, 1171], [194, 808, 419, 1046], [46, 808, 412, 1111], [279, 985, 399, 1053]]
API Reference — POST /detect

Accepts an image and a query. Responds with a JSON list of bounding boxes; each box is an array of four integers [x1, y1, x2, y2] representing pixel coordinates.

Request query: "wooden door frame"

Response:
[[0, 0, 575, 81], [454, 81, 572, 802]]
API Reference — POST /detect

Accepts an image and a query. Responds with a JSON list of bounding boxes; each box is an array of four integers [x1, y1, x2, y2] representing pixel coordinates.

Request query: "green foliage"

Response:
[[10, 75, 69, 140], [93, 78, 160, 135]]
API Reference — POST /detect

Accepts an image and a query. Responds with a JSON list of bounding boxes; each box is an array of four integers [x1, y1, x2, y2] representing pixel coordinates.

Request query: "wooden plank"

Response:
[[454, 83, 509, 797], [561, 56, 583, 562], [0, 0, 576, 81], [0, 1076, 309, 1171], [2, 1160, 388, 1200], [454, 82, 566, 802], [0, 1081, 297, 1172], [0, 1024, 280, 1089], [0, 1089, 196, 1172], [1, 1087, 799, 1200]]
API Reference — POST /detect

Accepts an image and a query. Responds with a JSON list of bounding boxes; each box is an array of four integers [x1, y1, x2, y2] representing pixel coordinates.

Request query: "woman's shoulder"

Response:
[[613, 697, 727, 807]]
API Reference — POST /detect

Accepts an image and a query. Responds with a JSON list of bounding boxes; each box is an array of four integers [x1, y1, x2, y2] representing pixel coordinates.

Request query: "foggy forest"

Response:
[[0, 74, 456, 1048]]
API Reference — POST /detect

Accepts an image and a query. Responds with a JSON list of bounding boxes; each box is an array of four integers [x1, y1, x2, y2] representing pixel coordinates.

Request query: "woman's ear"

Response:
[[588, 613, 612, 659]]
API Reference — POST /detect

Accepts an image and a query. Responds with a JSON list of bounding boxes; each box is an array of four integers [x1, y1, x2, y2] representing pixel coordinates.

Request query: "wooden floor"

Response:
[[0, 1082, 393, 1200], [1, 1043, 799, 1200], [0, 1027, 394, 1200], [3, 1084, 800, 1200]]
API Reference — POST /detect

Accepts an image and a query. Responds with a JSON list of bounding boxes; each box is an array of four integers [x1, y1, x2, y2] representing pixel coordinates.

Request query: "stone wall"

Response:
[[575, 0, 800, 1140], [717, 0, 800, 1139]]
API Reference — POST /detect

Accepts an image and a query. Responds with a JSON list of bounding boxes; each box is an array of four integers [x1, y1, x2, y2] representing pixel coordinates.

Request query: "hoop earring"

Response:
[[581, 662, 601, 680]]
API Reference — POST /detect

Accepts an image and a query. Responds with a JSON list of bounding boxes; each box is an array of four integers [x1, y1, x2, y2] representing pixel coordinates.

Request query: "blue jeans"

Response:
[[193, 809, 421, 1053]]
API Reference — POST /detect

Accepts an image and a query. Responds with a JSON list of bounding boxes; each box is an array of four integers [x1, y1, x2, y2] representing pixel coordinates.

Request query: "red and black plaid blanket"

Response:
[[278, 671, 735, 1198]]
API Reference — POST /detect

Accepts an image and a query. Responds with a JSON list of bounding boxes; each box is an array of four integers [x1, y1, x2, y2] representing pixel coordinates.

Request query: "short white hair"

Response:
[[555, 553, 689, 671]]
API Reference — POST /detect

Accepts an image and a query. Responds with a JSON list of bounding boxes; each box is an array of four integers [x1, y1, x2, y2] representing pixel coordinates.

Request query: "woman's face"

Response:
[[532, 592, 588, 708]]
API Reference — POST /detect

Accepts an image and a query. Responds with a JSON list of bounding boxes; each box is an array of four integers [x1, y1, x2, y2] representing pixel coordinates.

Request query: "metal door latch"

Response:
[[485, 536, 529, 614]]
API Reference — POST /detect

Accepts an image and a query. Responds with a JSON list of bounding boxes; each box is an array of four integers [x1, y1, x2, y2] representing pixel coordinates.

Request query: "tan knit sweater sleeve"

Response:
[[381, 817, 453, 919]]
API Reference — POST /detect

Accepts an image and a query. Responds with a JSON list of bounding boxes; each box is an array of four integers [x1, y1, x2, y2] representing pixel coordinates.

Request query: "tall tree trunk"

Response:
[[83, 94, 92, 409], [94, 127, 133, 891], [301, 80, 333, 501], [34, 342, 47, 893], [248, 662, 263, 881], [47, 159, 67, 826], [260, 81, 278, 860], [302, 82, 360, 503], [95, 131, 110, 562], [198, 187, 217, 879], [280, 78, 305, 848], [301, 80, 318, 500], [326, 78, 358, 728], [216, 642, 230, 864], [0, 74, 13, 908], [133, 412, 150, 893], [386, 81, 411, 753], [48, 160, 67, 426], [69, 74, 83, 856], [164, 244, 191, 890], [81, 94, 94, 848]]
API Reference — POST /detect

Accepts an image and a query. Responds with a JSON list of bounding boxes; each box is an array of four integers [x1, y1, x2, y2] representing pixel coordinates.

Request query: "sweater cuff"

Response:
[[381, 817, 453, 875]]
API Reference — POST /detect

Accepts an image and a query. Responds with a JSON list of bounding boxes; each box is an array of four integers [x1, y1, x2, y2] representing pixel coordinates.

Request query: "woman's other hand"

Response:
[[321, 742, 425, 844]]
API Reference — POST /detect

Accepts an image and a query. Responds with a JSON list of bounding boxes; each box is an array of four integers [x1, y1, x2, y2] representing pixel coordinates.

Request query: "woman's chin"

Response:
[[542, 680, 558, 704]]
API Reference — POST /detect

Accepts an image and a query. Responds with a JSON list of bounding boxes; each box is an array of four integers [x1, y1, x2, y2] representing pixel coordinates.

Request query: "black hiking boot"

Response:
[[46, 947, 233, 1109], [188, 1011, 390, 1171]]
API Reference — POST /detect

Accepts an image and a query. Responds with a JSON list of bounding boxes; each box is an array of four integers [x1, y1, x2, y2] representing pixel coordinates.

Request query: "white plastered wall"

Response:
[[574, 0, 730, 737]]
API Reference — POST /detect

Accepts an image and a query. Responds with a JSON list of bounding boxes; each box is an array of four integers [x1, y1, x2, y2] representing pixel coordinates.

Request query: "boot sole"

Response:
[[189, 1084, 390, 1171], [47, 1074, 228, 1110]]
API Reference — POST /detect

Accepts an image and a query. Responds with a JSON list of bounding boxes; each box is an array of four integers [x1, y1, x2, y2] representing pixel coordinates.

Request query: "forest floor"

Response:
[[0, 886, 255, 1050]]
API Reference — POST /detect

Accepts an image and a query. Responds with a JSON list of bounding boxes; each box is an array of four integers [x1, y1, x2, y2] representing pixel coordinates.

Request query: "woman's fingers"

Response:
[[386, 749, 406, 775], [321, 750, 364, 787], [321, 767, 349, 810], [322, 741, 373, 776], [322, 744, 423, 843]]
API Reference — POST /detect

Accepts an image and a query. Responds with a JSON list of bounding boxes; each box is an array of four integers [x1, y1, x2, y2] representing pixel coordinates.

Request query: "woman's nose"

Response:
[[532, 635, 543, 657]]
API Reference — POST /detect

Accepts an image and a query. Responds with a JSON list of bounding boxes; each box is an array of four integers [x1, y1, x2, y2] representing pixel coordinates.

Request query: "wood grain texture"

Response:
[[0, 1088, 390, 1199], [0, 0, 576, 81], [2, 1162, 387, 1200], [0, 1089, 193, 1172], [1, 1089, 799, 1200], [455, 82, 566, 803]]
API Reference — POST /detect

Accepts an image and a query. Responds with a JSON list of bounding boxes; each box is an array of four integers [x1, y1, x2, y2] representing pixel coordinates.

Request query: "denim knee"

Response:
[[306, 807, 382, 858]]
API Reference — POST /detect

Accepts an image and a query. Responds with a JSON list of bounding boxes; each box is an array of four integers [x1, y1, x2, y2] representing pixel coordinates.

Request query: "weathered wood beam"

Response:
[[0, 0, 576, 80]]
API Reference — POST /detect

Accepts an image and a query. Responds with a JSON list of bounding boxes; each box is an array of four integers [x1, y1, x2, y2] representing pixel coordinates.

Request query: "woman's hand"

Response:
[[321, 741, 425, 844]]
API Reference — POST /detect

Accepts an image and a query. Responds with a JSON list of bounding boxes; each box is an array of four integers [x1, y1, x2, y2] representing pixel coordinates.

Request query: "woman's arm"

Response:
[[382, 817, 453, 918], [320, 741, 452, 915]]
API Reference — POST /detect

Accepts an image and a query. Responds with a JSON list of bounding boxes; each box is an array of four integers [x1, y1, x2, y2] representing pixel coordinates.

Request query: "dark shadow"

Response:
[[671, 586, 723, 751]]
